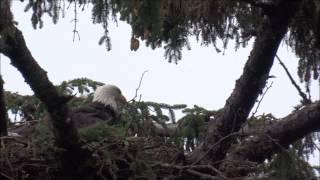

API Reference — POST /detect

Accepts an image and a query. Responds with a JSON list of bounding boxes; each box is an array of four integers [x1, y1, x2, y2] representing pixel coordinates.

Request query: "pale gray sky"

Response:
[[3, 2, 318, 119]]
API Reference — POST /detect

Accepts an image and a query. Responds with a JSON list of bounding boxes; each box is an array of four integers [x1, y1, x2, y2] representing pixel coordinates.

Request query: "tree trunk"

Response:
[[190, 0, 303, 164]]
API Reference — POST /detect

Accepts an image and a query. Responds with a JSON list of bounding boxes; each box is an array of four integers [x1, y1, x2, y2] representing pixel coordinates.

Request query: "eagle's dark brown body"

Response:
[[71, 102, 117, 128]]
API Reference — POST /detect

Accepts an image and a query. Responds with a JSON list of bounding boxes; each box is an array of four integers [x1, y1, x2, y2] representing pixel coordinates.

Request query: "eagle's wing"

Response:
[[71, 102, 116, 128]]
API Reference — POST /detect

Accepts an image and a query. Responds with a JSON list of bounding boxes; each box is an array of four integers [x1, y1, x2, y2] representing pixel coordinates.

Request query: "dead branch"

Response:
[[276, 55, 311, 104], [0, 171, 12, 180], [71, 1, 80, 41], [186, 169, 220, 180], [192, 132, 240, 165], [0, 136, 28, 146], [250, 81, 273, 117], [154, 163, 227, 179], [130, 70, 148, 102]]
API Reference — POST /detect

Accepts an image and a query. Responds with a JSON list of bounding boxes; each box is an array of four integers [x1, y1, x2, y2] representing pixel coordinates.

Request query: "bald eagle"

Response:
[[71, 84, 126, 128]]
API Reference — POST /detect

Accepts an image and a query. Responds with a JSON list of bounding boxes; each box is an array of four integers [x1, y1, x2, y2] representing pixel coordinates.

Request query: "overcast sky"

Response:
[[3, 2, 319, 119]]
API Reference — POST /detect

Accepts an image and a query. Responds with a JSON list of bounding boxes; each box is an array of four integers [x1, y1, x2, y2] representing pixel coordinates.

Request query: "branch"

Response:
[[130, 70, 148, 102], [190, 0, 303, 164], [276, 55, 311, 104], [221, 101, 320, 177], [154, 163, 227, 180], [0, 75, 8, 136], [0, 4, 91, 177], [250, 81, 273, 118], [71, 1, 80, 42]]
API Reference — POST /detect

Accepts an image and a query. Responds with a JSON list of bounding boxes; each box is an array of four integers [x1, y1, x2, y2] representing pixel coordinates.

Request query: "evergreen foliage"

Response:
[[5, 78, 104, 122], [122, 100, 187, 137], [21, 0, 320, 85], [258, 149, 316, 179]]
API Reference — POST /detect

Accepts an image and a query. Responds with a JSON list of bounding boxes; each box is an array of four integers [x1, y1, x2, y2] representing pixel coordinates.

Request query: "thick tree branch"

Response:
[[221, 101, 320, 177], [0, 75, 8, 136], [190, 0, 303, 164], [0, 2, 93, 178], [0, 0, 12, 138]]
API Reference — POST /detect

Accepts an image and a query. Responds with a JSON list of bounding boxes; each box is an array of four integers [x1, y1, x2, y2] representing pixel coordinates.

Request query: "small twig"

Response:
[[71, 1, 80, 41], [250, 81, 273, 118], [276, 55, 311, 104], [0, 171, 12, 180], [192, 132, 240, 165], [4, 154, 13, 176], [193, 165, 228, 180], [154, 163, 227, 179], [0, 136, 28, 146], [9, 119, 39, 127], [186, 169, 220, 180], [262, 133, 289, 154], [129, 70, 148, 102], [311, 140, 320, 152]]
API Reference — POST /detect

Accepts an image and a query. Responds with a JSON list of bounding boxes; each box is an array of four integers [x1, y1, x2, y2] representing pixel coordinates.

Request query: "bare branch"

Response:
[[250, 81, 273, 117], [192, 132, 240, 165], [154, 163, 227, 180], [276, 55, 311, 104], [186, 169, 220, 180], [130, 70, 148, 102], [72, 1, 80, 42]]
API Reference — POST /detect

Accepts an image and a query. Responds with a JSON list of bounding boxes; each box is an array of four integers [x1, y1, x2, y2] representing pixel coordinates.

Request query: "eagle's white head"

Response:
[[93, 84, 127, 112]]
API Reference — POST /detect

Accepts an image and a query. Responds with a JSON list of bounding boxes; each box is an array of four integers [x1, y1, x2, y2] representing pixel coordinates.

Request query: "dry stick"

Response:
[[191, 132, 240, 165], [130, 70, 148, 102], [186, 169, 220, 180], [195, 165, 228, 180], [0, 171, 12, 180], [275, 55, 311, 104], [156, 163, 227, 180], [250, 81, 273, 118], [0, 136, 28, 146], [71, 1, 80, 41]]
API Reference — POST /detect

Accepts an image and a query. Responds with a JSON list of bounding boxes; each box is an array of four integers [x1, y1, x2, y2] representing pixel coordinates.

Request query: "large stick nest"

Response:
[[0, 121, 186, 180]]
